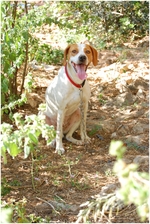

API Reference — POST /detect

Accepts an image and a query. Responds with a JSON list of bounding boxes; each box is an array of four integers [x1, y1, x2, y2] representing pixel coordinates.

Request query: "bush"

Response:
[[33, 43, 63, 65], [1, 108, 55, 164], [1, 1, 63, 107]]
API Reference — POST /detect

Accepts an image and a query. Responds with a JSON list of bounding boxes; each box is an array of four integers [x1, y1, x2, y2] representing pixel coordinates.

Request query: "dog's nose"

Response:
[[79, 55, 86, 63]]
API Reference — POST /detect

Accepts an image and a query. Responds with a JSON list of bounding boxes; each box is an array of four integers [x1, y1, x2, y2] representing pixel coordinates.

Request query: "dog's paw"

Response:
[[81, 135, 91, 144], [76, 140, 84, 146], [55, 147, 65, 155], [84, 136, 91, 143], [66, 136, 83, 146]]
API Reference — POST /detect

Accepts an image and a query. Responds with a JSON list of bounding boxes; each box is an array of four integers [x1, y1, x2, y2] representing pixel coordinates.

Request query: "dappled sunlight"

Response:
[[1, 1, 149, 223]]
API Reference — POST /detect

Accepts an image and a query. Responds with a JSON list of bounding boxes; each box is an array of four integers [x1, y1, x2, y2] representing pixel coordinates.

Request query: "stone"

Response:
[[137, 40, 149, 48], [132, 122, 149, 135], [101, 183, 119, 194], [117, 125, 130, 136], [133, 155, 149, 165], [134, 78, 149, 90], [100, 120, 115, 133], [136, 89, 146, 99], [26, 92, 42, 108], [111, 132, 117, 138], [115, 80, 127, 93], [114, 92, 135, 106], [125, 135, 143, 145], [36, 200, 79, 214], [122, 158, 132, 164], [127, 84, 138, 95], [119, 65, 129, 73]]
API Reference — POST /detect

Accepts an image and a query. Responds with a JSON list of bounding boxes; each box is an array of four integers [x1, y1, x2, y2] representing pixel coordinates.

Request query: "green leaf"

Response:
[[28, 133, 38, 144], [8, 142, 20, 157], [109, 140, 126, 159], [1, 208, 13, 223], [5, 32, 9, 43]]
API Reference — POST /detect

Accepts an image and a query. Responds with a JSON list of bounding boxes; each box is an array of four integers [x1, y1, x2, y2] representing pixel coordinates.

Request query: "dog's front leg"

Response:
[[55, 109, 65, 154], [80, 101, 91, 143]]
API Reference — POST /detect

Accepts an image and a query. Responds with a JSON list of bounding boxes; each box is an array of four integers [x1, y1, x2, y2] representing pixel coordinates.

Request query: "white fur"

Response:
[[70, 44, 89, 65], [45, 44, 92, 154]]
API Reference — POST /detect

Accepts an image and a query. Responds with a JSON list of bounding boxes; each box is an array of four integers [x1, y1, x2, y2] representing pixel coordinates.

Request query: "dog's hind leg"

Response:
[[65, 109, 84, 145]]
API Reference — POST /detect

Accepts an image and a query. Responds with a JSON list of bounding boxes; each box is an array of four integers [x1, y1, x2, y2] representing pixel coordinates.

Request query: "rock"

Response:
[[115, 80, 127, 93], [130, 135, 143, 145], [102, 161, 115, 174], [122, 158, 132, 164], [100, 120, 115, 133], [36, 200, 79, 214], [137, 40, 149, 48], [50, 201, 78, 212], [125, 77, 133, 85], [28, 60, 42, 70], [119, 63, 136, 73], [117, 125, 130, 136], [97, 64, 120, 82], [134, 78, 149, 90], [119, 65, 129, 73], [114, 92, 135, 106], [111, 132, 117, 138], [127, 84, 138, 95], [128, 64, 135, 70], [36, 203, 53, 214], [125, 109, 145, 119], [124, 135, 148, 149], [136, 89, 146, 99], [26, 92, 42, 108], [101, 183, 119, 194], [132, 122, 149, 135], [144, 75, 149, 80], [133, 155, 149, 165]]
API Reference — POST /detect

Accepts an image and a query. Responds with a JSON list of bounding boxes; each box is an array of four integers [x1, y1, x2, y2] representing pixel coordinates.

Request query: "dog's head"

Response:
[[63, 43, 98, 80]]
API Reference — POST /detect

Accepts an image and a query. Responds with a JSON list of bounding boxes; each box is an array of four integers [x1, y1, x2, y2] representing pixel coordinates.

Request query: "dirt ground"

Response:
[[1, 36, 149, 223]]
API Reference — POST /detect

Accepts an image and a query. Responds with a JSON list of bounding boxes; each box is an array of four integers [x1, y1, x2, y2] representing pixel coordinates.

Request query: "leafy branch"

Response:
[[1, 108, 56, 164]]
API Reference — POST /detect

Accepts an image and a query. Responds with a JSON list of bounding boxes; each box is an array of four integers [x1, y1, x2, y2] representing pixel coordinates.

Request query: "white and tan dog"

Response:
[[45, 43, 98, 154]]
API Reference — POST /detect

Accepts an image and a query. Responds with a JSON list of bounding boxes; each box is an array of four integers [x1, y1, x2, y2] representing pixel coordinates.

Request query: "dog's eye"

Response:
[[85, 50, 91, 54], [72, 50, 77, 54]]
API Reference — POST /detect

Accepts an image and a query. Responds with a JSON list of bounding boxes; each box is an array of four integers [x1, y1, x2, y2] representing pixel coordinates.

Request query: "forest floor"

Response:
[[1, 33, 149, 223]]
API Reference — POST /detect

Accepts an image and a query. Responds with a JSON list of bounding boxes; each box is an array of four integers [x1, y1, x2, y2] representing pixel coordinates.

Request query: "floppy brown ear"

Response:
[[63, 45, 71, 65], [90, 46, 98, 66]]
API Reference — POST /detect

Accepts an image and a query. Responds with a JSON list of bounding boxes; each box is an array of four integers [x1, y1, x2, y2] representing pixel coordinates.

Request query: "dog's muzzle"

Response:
[[79, 55, 87, 63]]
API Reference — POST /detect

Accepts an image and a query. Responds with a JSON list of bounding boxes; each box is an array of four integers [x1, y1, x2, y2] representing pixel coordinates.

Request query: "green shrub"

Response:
[[1, 109, 56, 164]]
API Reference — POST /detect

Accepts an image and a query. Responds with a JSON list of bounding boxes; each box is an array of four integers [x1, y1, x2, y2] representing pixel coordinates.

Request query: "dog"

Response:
[[45, 43, 98, 154]]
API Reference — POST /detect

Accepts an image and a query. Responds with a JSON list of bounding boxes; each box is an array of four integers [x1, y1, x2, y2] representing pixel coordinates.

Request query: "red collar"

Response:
[[65, 64, 86, 88]]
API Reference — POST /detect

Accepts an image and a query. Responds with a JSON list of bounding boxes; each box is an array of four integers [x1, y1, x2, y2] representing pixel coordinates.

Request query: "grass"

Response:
[[124, 140, 147, 151], [98, 93, 107, 105], [1, 178, 22, 196], [88, 125, 102, 136], [70, 179, 90, 190]]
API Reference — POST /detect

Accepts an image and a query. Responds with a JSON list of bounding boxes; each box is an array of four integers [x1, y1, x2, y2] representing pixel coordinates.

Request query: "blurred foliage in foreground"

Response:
[[77, 140, 149, 222]]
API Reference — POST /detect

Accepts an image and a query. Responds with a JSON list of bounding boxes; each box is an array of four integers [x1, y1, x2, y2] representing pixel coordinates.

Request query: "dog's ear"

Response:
[[90, 46, 98, 66], [63, 45, 71, 65]]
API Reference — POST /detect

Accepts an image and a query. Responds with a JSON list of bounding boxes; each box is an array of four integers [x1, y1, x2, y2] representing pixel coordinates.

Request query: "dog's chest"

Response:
[[66, 89, 84, 110], [65, 87, 89, 114]]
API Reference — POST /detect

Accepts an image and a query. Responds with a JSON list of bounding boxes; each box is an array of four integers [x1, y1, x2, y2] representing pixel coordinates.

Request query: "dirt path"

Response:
[[2, 37, 149, 223]]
